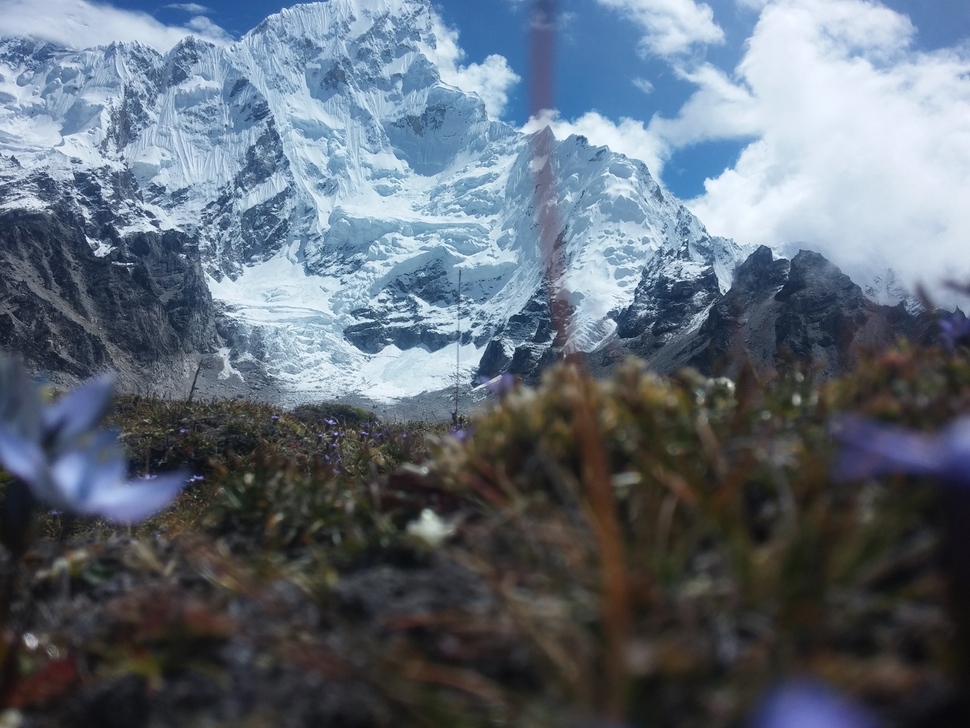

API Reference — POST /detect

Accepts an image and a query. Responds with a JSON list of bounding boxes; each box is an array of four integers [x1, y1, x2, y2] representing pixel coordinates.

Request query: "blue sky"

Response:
[[1, 0, 969, 290]]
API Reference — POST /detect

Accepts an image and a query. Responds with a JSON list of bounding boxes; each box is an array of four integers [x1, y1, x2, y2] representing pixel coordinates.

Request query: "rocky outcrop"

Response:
[[342, 258, 470, 354], [637, 246, 922, 380], [475, 285, 565, 383], [613, 242, 723, 359], [0, 207, 218, 390]]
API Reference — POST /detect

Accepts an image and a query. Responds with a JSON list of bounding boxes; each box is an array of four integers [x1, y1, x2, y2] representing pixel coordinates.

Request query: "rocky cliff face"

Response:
[[616, 246, 923, 381], [0, 204, 217, 391]]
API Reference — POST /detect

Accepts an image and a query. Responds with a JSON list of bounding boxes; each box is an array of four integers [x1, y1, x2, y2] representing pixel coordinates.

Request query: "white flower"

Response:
[[406, 508, 457, 548]]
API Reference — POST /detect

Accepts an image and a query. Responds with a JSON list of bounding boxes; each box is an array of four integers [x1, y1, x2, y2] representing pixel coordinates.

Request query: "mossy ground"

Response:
[[2, 342, 970, 727]]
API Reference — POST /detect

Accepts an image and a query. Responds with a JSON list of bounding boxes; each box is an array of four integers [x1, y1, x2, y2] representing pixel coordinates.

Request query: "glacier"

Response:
[[0, 0, 754, 402]]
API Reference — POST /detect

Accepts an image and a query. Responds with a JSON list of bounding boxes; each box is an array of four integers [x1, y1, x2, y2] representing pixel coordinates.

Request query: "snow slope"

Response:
[[0, 0, 753, 401]]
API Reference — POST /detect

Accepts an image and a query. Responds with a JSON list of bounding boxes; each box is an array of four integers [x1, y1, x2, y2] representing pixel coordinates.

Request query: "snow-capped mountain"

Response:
[[0, 0, 913, 404]]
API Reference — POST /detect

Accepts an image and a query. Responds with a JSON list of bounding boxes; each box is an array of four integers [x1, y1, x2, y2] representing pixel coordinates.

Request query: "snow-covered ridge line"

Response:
[[0, 0, 753, 401]]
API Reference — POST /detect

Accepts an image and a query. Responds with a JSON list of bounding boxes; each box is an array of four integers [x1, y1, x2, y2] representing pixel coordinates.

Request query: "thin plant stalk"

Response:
[[570, 367, 633, 720]]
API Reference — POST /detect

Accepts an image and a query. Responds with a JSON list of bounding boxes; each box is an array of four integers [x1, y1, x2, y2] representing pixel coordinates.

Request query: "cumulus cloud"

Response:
[[655, 0, 970, 292], [427, 17, 521, 119], [0, 0, 231, 51], [523, 110, 669, 181], [648, 63, 761, 146], [594, 0, 724, 57]]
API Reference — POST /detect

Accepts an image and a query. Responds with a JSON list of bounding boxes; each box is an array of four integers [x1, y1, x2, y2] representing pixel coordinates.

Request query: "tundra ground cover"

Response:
[[1, 338, 969, 727]]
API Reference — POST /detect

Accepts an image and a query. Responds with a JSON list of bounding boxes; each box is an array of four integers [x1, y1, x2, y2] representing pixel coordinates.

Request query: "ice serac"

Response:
[[1, 0, 768, 402]]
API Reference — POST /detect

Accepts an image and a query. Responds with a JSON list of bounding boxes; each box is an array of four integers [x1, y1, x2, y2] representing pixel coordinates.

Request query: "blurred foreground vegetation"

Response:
[[3, 339, 970, 727]]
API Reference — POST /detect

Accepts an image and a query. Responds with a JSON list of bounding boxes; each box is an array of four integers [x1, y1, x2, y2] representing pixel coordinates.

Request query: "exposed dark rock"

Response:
[[389, 258, 456, 305], [681, 245, 792, 375], [343, 309, 459, 355], [509, 342, 555, 380], [0, 207, 218, 390], [342, 258, 466, 355], [614, 242, 722, 358], [474, 284, 564, 384], [238, 189, 291, 262], [645, 246, 923, 380], [343, 319, 390, 355], [582, 244, 929, 383], [477, 337, 514, 378], [234, 126, 289, 191]]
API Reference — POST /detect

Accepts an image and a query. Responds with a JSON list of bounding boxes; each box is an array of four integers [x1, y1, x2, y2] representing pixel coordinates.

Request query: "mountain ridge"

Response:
[[0, 0, 917, 404]]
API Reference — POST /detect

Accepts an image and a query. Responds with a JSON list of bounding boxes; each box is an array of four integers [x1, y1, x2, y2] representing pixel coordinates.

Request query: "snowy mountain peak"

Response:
[[241, 0, 440, 78], [0, 1, 756, 403], [252, 0, 434, 34]]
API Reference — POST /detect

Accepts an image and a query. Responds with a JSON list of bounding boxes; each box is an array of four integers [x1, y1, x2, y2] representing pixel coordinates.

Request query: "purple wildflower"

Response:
[[940, 308, 970, 351], [0, 427, 186, 524], [0, 353, 186, 527], [479, 372, 516, 396], [1, 356, 44, 441], [831, 415, 970, 487], [750, 680, 879, 728], [40, 372, 115, 451]]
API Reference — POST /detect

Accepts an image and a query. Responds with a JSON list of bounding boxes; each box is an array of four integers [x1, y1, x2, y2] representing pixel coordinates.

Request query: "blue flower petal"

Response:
[[53, 449, 100, 506], [750, 681, 879, 728], [0, 355, 43, 440], [831, 416, 943, 482], [938, 418, 970, 485], [49, 432, 127, 507], [0, 425, 61, 505], [80, 472, 187, 524], [41, 373, 115, 450]]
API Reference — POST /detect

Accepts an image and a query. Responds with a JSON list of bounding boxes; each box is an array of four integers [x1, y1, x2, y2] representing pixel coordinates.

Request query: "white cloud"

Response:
[[648, 62, 761, 146], [632, 76, 655, 94], [594, 0, 724, 57], [427, 18, 521, 119], [163, 3, 211, 13], [655, 0, 970, 292], [0, 0, 230, 51], [523, 110, 669, 181], [184, 15, 232, 43]]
